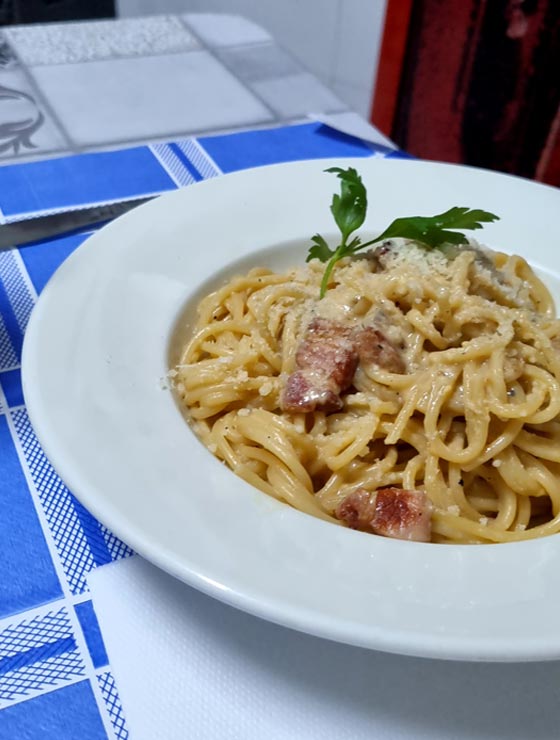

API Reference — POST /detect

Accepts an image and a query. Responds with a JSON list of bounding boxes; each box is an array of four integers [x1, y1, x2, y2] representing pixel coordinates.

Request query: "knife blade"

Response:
[[0, 195, 156, 251]]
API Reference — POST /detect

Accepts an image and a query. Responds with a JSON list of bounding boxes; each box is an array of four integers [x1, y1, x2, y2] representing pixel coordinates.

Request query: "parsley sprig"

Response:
[[307, 167, 500, 298]]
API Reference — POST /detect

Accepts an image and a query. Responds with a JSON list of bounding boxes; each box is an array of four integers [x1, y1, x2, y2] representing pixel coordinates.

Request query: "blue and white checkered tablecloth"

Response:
[[0, 122, 403, 739]]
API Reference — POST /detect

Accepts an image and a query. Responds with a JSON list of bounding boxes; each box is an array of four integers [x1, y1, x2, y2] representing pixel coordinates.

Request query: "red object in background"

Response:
[[371, 0, 560, 187]]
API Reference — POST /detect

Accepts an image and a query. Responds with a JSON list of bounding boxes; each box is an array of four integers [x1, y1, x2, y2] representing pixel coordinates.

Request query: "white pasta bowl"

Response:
[[22, 157, 560, 662]]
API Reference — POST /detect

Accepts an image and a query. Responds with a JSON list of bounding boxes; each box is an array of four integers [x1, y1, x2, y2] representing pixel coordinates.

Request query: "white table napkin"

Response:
[[311, 111, 397, 149], [88, 556, 560, 740]]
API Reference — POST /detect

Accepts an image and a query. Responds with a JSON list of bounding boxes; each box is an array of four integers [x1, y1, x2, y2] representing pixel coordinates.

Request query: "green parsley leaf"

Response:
[[306, 169, 500, 298], [374, 207, 500, 248], [326, 166, 367, 241], [306, 233, 334, 263]]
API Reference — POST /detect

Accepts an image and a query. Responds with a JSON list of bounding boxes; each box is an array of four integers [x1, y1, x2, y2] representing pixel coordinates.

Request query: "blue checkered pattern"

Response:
[[0, 122, 398, 737], [0, 313, 18, 370], [0, 607, 84, 706], [97, 671, 129, 740]]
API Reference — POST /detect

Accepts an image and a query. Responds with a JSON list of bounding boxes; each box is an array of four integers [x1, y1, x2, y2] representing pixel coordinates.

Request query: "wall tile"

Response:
[[331, 0, 386, 93], [331, 80, 374, 119]]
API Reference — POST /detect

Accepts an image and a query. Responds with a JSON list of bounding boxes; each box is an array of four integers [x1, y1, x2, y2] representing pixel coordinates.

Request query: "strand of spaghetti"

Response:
[[265, 463, 338, 522], [448, 251, 475, 306], [486, 366, 550, 420], [402, 454, 425, 491], [515, 315, 560, 379], [247, 330, 282, 372], [487, 347, 508, 404], [461, 419, 524, 471], [246, 283, 313, 324], [447, 461, 483, 520], [236, 444, 334, 519], [524, 366, 560, 423], [378, 417, 428, 455], [315, 454, 402, 512], [279, 308, 304, 375], [436, 505, 560, 542], [182, 320, 254, 362], [224, 291, 248, 321], [428, 362, 490, 464], [234, 462, 283, 500], [422, 367, 461, 441], [207, 416, 240, 469], [234, 410, 314, 492], [500, 254, 556, 314], [186, 383, 252, 407], [515, 448, 560, 515], [424, 453, 452, 510], [513, 494, 531, 531], [384, 373, 431, 445], [487, 473, 518, 530], [471, 463, 518, 530], [406, 305, 449, 349], [515, 428, 560, 462], [431, 514, 506, 543], [179, 354, 259, 388], [317, 413, 379, 471], [441, 430, 483, 520], [196, 269, 286, 320], [429, 323, 514, 365], [490, 446, 543, 496]]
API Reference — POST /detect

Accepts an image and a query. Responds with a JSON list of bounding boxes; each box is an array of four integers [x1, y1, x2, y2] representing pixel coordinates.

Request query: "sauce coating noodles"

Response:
[[175, 241, 560, 543]]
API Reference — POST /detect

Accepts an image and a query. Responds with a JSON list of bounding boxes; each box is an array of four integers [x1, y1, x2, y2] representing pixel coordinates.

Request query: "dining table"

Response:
[[1, 11, 560, 740]]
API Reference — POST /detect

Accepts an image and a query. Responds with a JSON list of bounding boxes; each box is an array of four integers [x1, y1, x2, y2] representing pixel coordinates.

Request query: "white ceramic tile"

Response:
[[0, 68, 68, 161], [217, 43, 301, 83], [332, 0, 386, 91], [227, 0, 342, 87], [118, 1, 342, 90], [29, 51, 273, 147], [5, 16, 200, 66], [183, 13, 272, 47], [253, 73, 346, 118], [331, 80, 374, 119]]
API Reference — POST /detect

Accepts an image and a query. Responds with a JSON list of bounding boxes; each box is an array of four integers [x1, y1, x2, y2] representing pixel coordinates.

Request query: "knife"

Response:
[[0, 195, 156, 252]]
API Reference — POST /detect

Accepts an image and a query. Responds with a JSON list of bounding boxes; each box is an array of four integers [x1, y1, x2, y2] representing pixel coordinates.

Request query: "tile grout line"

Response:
[[178, 15, 283, 123]]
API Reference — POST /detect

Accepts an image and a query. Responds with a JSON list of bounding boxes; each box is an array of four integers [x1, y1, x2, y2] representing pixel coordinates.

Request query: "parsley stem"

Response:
[[354, 236, 381, 252], [320, 244, 345, 298]]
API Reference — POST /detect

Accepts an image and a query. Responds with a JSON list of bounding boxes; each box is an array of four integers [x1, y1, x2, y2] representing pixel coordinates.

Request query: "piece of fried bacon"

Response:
[[336, 487, 432, 542], [281, 317, 404, 413]]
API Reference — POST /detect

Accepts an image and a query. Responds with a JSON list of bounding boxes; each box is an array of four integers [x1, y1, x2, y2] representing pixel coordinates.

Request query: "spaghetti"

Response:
[[174, 240, 560, 543]]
